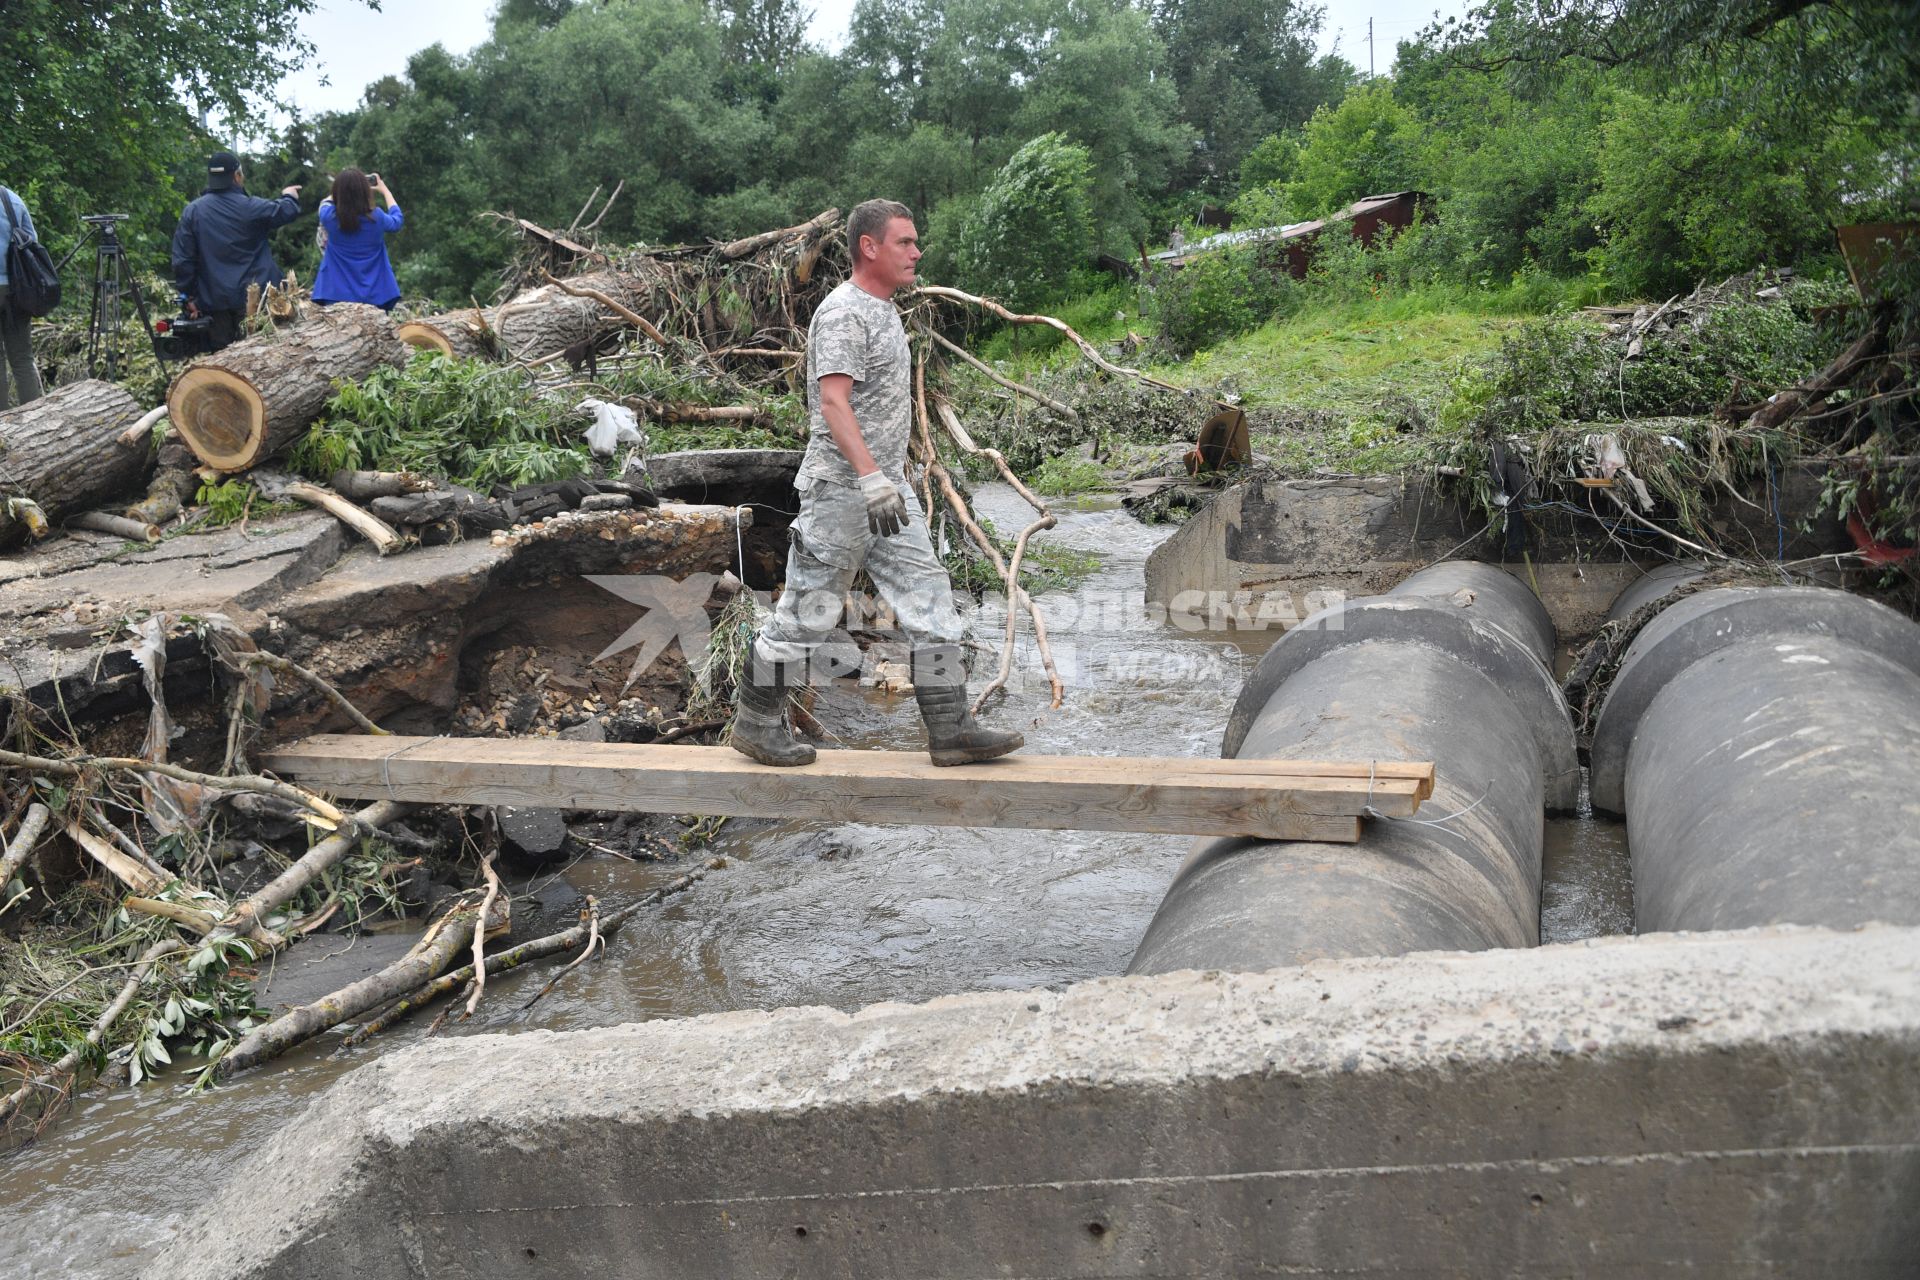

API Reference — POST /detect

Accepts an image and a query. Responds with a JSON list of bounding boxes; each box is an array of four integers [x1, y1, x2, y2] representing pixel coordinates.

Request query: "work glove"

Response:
[[859, 470, 909, 538]]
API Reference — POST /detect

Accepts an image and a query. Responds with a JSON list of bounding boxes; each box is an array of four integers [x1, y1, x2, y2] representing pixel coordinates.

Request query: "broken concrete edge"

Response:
[[0, 502, 748, 740], [1141, 473, 1854, 643], [1588, 585, 1920, 815], [644, 448, 802, 505], [156, 922, 1920, 1280], [1220, 596, 1581, 810]]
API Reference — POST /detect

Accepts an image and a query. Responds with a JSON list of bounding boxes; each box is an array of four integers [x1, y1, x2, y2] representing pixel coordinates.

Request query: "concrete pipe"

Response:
[[1601, 560, 1707, 625], [1129, 562, 1578, 974], [1383, 558, 1559, 665], [1589, 585, 1920, 931]]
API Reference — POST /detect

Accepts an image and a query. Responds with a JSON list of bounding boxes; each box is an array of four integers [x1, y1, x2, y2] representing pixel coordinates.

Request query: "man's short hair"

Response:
[[847, 199, 913, 263]]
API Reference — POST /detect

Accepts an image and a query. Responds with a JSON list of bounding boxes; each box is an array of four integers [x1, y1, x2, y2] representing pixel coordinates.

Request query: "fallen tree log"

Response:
[[493, 270, 655, 362], [125, 462, 198, 527], [1749, 326, 1884, 430], [396, 308, 495, 361], [167, 303, 409, 473], [216, 903, 479, 1077], [0, 379, 149, 544]]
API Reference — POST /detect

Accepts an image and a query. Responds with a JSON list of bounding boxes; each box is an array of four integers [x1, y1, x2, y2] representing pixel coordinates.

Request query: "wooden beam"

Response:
[[261, 737, 1437, 844]]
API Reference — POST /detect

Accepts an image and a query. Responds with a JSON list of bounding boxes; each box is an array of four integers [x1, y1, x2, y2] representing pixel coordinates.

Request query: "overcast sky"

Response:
[[275, 0, 1458, 120]]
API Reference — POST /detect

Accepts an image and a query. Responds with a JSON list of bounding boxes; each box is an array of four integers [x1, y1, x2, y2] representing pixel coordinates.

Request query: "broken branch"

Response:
[[237, 652, 390, 736], [118, 405, 168, 449], [520, 895, 601, 1012], [215, 902, 480, 1077], [912, 284, 1196, 399], [718, 208, 839, 260], [0, 938, 183, 1130], [463, 854, 504, 1018], [209, 800, 412, 942], [0, 803, 51, 891], [0, 748, 346, 828], [278, 481, 403, 555], [539, 270, 672, 347], [68, 511, 161, 543], [341, 859, 721, 1046], [921, 326, 1079, 425]]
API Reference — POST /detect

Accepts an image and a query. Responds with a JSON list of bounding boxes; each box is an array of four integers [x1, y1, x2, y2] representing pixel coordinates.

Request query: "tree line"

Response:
[[4, 0, 1914, 312]]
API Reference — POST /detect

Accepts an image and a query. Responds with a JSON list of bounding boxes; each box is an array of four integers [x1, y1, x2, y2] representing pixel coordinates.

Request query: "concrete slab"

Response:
[[0, 512, 342, 643], [253, 931, 424, 1011], [0, 503, 750, 740], [158, 923, 1920, 1278]]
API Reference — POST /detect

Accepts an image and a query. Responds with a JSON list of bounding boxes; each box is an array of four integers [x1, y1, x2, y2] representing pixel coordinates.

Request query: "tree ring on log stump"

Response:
[[170, 366, 267, 472], [397, 309, 495, 362], [397, 323, 456, 357]]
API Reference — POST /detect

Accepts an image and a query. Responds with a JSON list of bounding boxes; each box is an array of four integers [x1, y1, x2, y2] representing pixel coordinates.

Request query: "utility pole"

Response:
[[1368, 18, 1375, 79]]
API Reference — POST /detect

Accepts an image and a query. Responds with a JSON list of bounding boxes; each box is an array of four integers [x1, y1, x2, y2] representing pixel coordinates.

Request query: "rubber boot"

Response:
[[911, 645, 1024, 766], [730, 656, 816, 767]]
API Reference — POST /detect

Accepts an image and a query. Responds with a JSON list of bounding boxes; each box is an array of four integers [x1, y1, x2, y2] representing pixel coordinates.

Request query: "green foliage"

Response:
[[0, 0, 332, 284], [194, 479, 259, 527], [941, 514, 1104, 596], [972, 279, 1140, 362], [1425, 0, 1920, 154], [290, 351, 592, 488], [1, 905, 262, 1098], [1238, 132, 1300, 194], [1150, 0, 1355, 190], [1456, 297, 1833, 436], [1145, 248, 1299, 355], [1586, 88, 1861, 296], [1281, 82, 1431, 220], [1393, 56, 1611, 281], [1025, 453, 1109, 495], [957, 134, 1097, 311]]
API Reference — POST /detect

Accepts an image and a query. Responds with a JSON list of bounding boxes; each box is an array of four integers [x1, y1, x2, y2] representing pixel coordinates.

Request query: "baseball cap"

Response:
[[207, 151, 240, 187]]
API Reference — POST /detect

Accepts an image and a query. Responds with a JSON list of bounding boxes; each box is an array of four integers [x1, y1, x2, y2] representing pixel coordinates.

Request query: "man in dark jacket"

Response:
[[171, 151, 303, 351]]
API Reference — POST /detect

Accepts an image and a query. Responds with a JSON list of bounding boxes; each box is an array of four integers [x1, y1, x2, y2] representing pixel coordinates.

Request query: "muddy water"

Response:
[[0, 485, 1632, 1276]]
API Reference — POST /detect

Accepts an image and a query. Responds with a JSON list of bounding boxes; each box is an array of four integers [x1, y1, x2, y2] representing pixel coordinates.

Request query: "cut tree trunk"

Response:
[[166, 303, 409, 474], [492, 270, 653, 362], [396, 308, 496, 361], [0, 379, 149, 544]]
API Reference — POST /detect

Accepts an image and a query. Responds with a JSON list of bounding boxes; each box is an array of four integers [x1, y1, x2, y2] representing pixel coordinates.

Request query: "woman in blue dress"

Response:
[[312, 168, 403, 310]]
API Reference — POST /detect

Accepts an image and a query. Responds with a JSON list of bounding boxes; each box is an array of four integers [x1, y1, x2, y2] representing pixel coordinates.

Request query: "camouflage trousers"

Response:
[[751, 473, 966, 678]]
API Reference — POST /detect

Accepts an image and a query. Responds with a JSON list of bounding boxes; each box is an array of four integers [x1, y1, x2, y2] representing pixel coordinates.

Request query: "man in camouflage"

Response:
[[732, 199, 1024, 768]]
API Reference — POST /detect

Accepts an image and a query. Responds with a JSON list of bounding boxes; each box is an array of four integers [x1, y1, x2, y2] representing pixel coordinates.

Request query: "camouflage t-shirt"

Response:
[[797, 279, 912, 487]]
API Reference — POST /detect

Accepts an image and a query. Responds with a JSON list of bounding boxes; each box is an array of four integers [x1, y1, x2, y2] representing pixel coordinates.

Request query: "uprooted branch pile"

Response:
[[1434, 265, 1918, 573]]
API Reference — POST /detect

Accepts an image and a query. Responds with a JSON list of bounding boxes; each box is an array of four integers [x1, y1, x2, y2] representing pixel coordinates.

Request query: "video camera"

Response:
[[151, 311, 214, 361]]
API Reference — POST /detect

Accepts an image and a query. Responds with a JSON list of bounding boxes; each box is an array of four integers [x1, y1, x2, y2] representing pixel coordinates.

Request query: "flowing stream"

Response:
[[0, 485, 1631, 1276]]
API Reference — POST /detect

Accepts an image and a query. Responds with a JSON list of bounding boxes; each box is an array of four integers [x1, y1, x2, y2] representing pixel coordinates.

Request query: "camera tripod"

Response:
[[59, 214, 163, 381]]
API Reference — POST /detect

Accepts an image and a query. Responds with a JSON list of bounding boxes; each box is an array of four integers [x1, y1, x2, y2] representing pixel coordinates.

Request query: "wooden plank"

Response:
[[263, 737, 1439, 843]]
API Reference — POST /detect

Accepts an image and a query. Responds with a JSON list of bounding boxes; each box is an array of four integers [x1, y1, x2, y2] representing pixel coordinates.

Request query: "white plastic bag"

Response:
[[578, 398, 646, 458]]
